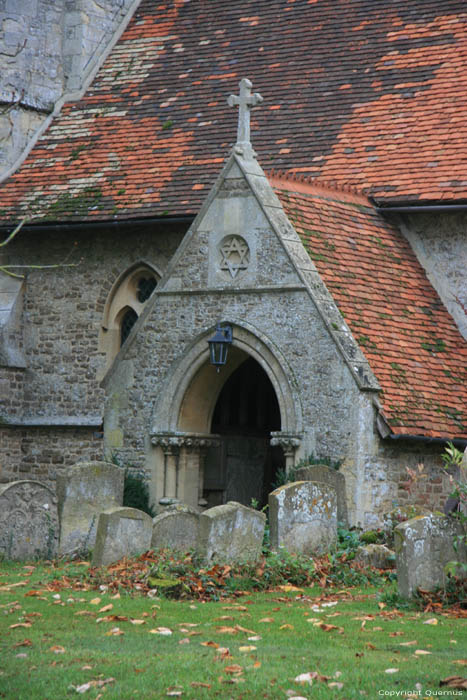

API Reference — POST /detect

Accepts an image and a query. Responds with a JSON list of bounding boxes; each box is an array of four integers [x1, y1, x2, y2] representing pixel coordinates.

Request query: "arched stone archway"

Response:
[[149, 322, 303, 510]]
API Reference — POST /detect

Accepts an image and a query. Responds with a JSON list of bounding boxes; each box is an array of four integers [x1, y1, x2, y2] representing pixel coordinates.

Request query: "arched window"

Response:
[[120, 307, 139, 347], [98, 263, 160, 376]]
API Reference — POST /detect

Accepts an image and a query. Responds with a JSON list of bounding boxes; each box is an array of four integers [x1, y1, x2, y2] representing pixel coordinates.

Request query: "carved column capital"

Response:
[[270, 431, 302, 453], [151, 432, 221, 452]]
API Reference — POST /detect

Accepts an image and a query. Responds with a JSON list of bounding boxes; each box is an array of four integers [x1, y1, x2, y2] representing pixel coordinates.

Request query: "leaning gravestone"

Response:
[[269, 481, 337, 555], [395, 514, 467, 597], [92, 507, 153, 567], [56, 461, 124, 555], [198, 501, 265, 564], [152, 503, 200, 551], [0, 480, 58, 560], [295, 465, 348, 525]]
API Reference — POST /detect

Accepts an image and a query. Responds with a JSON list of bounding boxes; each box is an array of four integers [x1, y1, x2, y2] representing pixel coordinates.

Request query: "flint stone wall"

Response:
[[269, 481, 337, 555], [198, 501, 265, 564], [152, 503, 200, 551], [295, 465, 348, 525], [92, 506, 153, 567], [0, 480, 58, 560], [56, 461, 124, 555], [395, 514, 467, 597]]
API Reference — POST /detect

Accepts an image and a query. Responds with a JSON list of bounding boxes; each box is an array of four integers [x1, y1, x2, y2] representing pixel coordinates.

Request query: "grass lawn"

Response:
[[0, 560, 465, 699]]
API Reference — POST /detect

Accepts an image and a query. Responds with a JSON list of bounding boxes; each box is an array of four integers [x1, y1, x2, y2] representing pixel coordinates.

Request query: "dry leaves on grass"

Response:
[[440, 677, 467, 689], [9, 622, 31, 629], [149, 627, 172, 635], [49, 645, 65, 654], [74, 678, 115, 694]]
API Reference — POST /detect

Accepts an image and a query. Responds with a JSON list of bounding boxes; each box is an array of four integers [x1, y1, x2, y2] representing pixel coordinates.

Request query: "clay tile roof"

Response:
[[1, 0, 467, 223], [271, 174, 467, 439]]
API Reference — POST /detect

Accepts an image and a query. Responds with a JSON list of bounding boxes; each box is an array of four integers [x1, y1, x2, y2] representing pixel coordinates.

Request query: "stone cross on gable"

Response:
[[227, 78, 263, 151]]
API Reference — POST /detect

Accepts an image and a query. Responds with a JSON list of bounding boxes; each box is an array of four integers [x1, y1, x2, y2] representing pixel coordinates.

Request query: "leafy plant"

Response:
[[123, 469, 155, 517]]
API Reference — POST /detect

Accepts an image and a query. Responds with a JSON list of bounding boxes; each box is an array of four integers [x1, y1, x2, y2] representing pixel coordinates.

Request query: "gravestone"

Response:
[[269, 481, 337, 555], [0, 480, 58, 560], [198, 501, 265, 564], [394, 514, 467, 597], [152, 503, 200, 551], [56, 461, 124, 555], [295, 465, 348, 525], [354, 544, 395, 569], [92, 507, 153, 567]]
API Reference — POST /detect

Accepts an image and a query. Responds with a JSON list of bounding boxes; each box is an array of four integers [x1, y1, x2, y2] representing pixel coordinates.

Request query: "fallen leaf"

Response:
[[190, 682, 211, 689], [399, 641, 418, 647], [452, 660, 467, 666], [414, 649, 432, 655], [81, 665, 93, 670], [149, 627, 172, 635], [280, 624, 294, 630], [440, 677, 467, 689], [200, 641, 219, 648], [179, 638, 190, 645], [224, 664, 243, 675], [385, 668, 399, 674], [389, 631, 404, 637], [378, 602, 386, 610], [90, 598, 101, 605], [329, 682, 344, 689], [49, 645, 65, 654], [213, 616, 234, 621], [277, 585, 303, 592], [98, 604, 113, 613], [372, 626, 383, 632], [294, 672, 315, 685], [105, 627, 124, 636], [234, 624, 257, 635], [12, 639, 32, 648], [9, 623, 31, 629], [253, 661, 261, 668], [130, 619, 145, 625], [259, 617, 274, 623], [423, 618, 438, 625], [239, 645, 256, 652], [24, 590, 42, 597]]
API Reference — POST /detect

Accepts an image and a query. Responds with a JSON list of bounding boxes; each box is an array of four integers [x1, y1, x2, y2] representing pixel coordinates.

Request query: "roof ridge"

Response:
[[268, 168, 372, 206]]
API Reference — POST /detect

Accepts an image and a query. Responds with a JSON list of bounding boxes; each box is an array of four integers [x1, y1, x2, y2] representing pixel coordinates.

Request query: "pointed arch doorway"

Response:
[[204, 356, 284, 508], [150, 323, 302, 511]]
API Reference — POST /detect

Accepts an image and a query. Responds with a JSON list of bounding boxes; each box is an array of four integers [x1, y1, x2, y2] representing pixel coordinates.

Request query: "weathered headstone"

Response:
[[0, 480, 58, 560], [295, 465, 348, 525], [394, 514, 467, 597], [354, 544, 395, 569], [269, 481, 337, 555], [56, 461, 124, 555], [92, 507, 153, 567], [198, 501, 265, 564], [152, 503, 200, 551]]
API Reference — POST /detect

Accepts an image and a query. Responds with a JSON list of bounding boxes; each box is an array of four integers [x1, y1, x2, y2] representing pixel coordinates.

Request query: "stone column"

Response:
[[151, 432, 220, 510], [270, 432, 302, 473]]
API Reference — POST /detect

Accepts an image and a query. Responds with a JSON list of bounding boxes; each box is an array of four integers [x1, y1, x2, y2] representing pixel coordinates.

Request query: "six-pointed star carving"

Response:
[[219, 236, 250, 278]]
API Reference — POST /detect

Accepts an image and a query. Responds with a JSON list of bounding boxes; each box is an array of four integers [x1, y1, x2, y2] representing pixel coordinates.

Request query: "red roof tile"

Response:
[[1, 0, 467, 222], [272, 174, 467, 439]]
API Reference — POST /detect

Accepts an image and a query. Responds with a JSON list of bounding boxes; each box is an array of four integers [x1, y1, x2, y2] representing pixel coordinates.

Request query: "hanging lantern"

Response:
[[208, 323, 233, 371]]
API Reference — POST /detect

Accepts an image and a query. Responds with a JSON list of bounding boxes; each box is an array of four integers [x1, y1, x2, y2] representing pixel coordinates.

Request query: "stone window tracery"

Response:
[[98, 263, 160, 377]]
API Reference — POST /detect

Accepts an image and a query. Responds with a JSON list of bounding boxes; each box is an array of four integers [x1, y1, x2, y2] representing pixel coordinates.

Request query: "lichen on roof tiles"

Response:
[[272, 175, 467, 439], [1, 0, 467, 222]]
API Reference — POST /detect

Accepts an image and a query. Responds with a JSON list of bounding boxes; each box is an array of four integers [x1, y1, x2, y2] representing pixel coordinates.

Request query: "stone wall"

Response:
[[0, 221, 185, 485], [0, 425, 103, 488], [0, 0, 135, 177], [400, 211, 467, 340]]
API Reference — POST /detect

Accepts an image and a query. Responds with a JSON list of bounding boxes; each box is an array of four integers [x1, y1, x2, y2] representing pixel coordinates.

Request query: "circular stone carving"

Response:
[[218, 235, 250, 279]]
